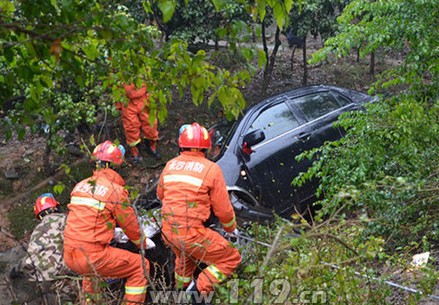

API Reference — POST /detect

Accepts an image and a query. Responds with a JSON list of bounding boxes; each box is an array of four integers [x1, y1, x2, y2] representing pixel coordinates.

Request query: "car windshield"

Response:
[[207, 119, 236, 161]]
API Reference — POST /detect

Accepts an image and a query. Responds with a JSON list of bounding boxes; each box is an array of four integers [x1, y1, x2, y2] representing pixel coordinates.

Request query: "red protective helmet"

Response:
[[34, 193, 60, 219], [178, 122, 211, 149], [92, 140, 125, 166]]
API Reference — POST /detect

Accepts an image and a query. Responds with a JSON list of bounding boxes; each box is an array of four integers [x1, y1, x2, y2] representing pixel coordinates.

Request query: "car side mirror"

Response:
[[242, 130, 265, 155]]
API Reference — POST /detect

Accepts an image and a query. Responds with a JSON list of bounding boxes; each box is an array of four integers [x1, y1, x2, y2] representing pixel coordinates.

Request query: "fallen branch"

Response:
[[243, 225, 285, 305], [1, 158, 86, 211]]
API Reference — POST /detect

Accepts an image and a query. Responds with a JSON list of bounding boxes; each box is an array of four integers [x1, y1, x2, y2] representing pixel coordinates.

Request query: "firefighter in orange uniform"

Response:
[[63, 140, 155, 305], [157, 122, 241, 303], [115, 83, 161, 162]]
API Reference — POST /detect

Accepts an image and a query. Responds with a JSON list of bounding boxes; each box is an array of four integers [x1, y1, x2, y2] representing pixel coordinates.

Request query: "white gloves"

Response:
[[224, 228, 239, 239], [113, 227, 130, 244], [113, 227, 156, 249], [146, 238, 156, 249], [142, 221, 161, 239]]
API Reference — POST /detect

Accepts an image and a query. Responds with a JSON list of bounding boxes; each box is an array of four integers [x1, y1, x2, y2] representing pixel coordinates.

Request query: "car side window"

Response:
[[294, 92, 341, 121], [247, 102, 300, 142], [333, 92, 351, 106]]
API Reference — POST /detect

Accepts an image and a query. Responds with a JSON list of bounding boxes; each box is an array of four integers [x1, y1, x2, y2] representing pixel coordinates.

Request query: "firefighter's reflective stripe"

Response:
[[164, 174, 203, 188], [131, 237, 141, 246], [221, 216, 236, 228], [70, 196, 105, 211], [128, 138, 141, 147], [125, 285, 146, 295], [206, 265, 226, 282], [175, 272, 192, 288]]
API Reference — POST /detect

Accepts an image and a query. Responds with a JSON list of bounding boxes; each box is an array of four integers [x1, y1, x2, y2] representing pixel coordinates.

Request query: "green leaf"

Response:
[[158, 0, 176, 23], [285, 0, 293, 13], [258, 0, 266, 22], [106, 222, 114, 230], [82, 43, 98, 61], [211, 0, 226, 11], [207, 92, 217, 107], [142, 1, 152, 13], [257, 49, 267, 67], [217, 86, 227, 105], [157, 105, 168, 123], [0, 1, 15, 17], [50, 0, 61, 15], [244, 264, 257, 273], [40, 75, 53, 89], [273, 2, 285, 30], [192, 76, 205, 89], [53, 182, 65, 194]]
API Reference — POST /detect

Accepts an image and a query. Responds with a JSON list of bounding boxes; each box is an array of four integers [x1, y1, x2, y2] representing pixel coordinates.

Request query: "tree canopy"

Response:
[[0, 0, 298, 142]]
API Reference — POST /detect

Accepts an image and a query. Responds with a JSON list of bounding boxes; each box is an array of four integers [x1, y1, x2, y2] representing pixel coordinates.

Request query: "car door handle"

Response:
[[297, 132, 310, 140]]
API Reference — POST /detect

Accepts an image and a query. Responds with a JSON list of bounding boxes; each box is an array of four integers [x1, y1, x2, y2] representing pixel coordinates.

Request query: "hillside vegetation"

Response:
[[0, 0, 438, 304]]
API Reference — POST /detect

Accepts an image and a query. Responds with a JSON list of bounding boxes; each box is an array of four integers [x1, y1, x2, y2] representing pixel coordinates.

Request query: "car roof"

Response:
[[245, 85, 370, 114], [245, 85, 330, 112]]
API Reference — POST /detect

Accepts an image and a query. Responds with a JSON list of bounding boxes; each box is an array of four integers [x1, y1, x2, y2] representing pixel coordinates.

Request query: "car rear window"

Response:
[[294, 92, 341, 121], [247, 102, 300, 142]]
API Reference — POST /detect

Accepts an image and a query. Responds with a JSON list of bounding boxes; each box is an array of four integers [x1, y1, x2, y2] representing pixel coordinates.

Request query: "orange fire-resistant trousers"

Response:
[[120, 101, 158, 147], [64, 243, 149, 305], [162, 226, 241, 293]]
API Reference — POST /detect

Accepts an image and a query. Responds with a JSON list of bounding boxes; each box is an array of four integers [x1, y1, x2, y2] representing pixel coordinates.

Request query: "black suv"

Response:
[[207, 85, 376, 222]]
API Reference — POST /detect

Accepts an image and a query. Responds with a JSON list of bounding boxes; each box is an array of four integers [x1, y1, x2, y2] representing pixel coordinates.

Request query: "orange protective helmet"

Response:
[[92, 140, 125, 166], [178, 122, 211, 149], [34, 193, 60, 219]]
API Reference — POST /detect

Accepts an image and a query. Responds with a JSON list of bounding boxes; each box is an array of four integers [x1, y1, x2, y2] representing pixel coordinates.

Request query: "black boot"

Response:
[[143, 139, 161, 160]]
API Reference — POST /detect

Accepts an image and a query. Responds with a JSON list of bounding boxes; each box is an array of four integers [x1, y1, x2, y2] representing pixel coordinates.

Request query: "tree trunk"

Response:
[[370, 51, 375, 76], [290, 45, 297, 72], [262, 27, 282, 95], [261, 21, 268, 94], [302, 40, 308, 85], [261, 21, 269, 65]]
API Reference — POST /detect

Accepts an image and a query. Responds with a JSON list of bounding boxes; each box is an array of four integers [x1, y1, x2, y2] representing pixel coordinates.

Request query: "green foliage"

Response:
[[310, 0, 439, 98], [164, 0, 252, 47], [300, 97, 439, 249], [1, 0, 298, 148], [300, 0, 439, 252], [216, 218, 439, 304], [268, 1, 439, 302], [287, 0, 348, 40], [0, 0, 253, 144]]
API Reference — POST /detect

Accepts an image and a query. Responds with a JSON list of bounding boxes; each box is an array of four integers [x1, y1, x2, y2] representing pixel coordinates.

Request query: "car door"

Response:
[[240, 98, 322, 217]]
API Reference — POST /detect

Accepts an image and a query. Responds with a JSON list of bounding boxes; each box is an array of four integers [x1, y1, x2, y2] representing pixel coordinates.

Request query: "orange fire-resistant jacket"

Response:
[[115, 83, 158, 147], [122, 83, 150, 106], [157, 150, 236, 232], [64, 168, 145, 249]]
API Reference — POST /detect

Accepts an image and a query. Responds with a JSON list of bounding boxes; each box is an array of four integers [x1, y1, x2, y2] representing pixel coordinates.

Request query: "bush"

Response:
[[295, 96, 439, 250]]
